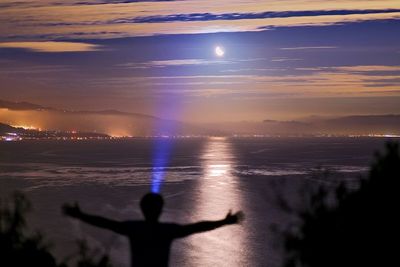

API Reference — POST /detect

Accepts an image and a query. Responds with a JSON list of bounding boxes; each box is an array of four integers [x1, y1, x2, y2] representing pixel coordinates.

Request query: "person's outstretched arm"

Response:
[[176, 210, 244, 238], [62, 203, 124, 234]]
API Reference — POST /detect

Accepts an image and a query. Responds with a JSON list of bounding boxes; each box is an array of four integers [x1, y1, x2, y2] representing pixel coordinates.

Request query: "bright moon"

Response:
[[215, 46, 225, 57]]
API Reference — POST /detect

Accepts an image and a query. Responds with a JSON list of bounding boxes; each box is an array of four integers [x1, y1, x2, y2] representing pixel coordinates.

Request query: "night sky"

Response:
[[1, 0, 400, 122]]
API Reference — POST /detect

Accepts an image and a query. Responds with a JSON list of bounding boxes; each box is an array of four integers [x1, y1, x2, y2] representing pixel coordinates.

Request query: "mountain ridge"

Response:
[[1, 99, 400, 136]]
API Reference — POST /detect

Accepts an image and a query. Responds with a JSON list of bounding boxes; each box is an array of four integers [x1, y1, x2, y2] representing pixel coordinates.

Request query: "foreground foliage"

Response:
[[0, 193, 113, 267], [282, 142, 400, 267]]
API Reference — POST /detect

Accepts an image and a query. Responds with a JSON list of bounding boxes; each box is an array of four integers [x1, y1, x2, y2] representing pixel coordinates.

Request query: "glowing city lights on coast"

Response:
[[215, 46, 225, 57]]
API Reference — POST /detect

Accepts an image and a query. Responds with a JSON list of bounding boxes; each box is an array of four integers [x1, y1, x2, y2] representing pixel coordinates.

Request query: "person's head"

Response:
[[140, 193, 164, 222]]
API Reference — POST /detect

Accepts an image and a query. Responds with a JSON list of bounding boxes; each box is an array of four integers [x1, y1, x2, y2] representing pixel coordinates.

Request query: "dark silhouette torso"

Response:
[[111, 221, 187, 267], [125, 222, 181, 267]]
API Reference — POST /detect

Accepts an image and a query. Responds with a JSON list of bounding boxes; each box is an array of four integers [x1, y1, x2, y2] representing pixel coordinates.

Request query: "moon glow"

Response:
[[215, 46, 225, 57]]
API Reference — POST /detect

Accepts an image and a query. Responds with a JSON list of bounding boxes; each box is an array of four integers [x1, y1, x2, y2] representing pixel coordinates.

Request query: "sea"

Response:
[[0, 137, 391, 266]]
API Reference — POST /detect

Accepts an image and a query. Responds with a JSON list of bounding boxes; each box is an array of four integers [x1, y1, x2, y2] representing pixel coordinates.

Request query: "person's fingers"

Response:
[[236, 211, 245, 223], [228, 211, 243, 223], [62, 203, 80, 217], [62, 203, 72, 215]]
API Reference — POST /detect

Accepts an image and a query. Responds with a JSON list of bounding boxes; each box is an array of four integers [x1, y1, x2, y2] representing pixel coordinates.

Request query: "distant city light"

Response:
[[11, 124, 38, 130]]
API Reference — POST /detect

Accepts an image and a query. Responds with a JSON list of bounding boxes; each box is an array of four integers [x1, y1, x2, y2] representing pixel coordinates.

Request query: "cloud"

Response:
[[280, 46, 337, 50], [271, 57, 302, 62], [296, 65, 400, 74], [116, 58, 270, 69], [142, 59, 228, 67], [1, 0, 400, 39], [0, 41, 102, 52], [82, 64, 400, 97], [75, 0, 177, 4], [117, 58, 242, 69], [0, 65, 73, 74], [129, 9, 400, 23], [333, 65, 400, 72], [0, 0, 177, 8]]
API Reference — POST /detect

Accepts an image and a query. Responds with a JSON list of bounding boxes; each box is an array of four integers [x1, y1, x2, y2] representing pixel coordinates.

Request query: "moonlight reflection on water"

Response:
[[182, 137, 250, 266]]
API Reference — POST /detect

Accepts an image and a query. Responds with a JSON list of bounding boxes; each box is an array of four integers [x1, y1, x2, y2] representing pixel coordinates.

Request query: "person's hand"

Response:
[[62, 202, 82, 218], [224, 210, 245, 224]]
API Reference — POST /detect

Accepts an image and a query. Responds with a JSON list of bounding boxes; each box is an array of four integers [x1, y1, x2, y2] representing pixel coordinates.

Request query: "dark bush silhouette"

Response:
[[280, 142, 400, 267], [0, 192, 57, 267], [0, 192, 113, 267], [73, 240, 113, 267]]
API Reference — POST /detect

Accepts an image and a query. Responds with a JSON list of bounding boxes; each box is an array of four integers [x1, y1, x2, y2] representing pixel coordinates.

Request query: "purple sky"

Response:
[[0, 0, 400, 122]]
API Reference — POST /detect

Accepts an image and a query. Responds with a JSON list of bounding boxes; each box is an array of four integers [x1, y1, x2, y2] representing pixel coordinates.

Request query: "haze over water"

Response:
[[0, 137, 387, 266]]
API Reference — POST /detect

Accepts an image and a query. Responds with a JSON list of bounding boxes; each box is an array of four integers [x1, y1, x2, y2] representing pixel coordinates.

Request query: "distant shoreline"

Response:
[[2, 135, 400, 142]]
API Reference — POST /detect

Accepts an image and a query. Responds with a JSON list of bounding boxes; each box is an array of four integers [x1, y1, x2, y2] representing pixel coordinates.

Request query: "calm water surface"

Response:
[[0, 137, 390, 266]]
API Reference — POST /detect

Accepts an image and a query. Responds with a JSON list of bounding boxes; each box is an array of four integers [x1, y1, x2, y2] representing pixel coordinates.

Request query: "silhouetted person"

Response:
[[63, 193, 244, 267]]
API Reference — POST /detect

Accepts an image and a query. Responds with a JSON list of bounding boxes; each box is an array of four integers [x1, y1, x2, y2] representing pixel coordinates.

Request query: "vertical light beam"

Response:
[[150, 94, 181, 193], [151, 138, 173, 193]]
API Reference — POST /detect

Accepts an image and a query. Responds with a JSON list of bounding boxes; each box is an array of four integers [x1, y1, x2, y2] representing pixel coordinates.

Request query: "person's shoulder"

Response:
[[158, 222, 186, 238], [119, 220, 146, 230], [160, 222, 180, 226], [160, 222, 183, 231], [119, 220, 146, 234], [122, 220, 144, 226]]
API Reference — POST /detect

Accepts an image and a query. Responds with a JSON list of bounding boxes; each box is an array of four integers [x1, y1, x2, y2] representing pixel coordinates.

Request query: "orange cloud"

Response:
[[0, 41, 102, 52], [0, 0, 399, 38]]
